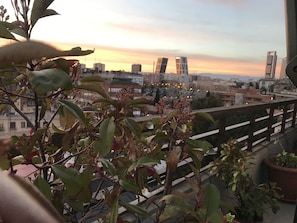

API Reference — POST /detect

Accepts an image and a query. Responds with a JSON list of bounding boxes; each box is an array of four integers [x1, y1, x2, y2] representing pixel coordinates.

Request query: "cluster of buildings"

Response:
[[0, 51, 296, 138], [259, 51, 291, 93], [154, 56, 189, 75]]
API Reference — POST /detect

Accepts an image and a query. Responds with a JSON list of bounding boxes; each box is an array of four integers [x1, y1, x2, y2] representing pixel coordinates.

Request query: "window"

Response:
[[10, 122, 16, 130], [27, 99, 35, 107], [21, 122, 26, 128], [0, 123, 4, 131], [109, 88, 121, 93]]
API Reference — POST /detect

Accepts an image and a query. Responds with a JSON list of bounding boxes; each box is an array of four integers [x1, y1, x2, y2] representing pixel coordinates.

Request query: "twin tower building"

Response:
[[155, 57, 189, 75]]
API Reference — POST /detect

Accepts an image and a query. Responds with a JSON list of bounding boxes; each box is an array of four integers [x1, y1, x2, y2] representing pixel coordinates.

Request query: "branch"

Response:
[[0, 89, 35, 100], [8, 100, 34, 129]]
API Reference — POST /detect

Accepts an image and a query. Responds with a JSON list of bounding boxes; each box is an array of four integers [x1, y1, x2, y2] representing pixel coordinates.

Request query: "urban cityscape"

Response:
[[1, 50, 295, 137], [1, 1, 297, 223]]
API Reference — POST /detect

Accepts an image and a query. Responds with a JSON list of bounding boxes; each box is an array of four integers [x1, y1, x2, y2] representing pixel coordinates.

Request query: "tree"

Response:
[[190, 92, 223, 110]]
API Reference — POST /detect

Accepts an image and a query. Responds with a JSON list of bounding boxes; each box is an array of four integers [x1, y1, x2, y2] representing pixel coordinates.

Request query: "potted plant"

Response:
[[264, 150, 297, 202], [212, 139, 280, 223]]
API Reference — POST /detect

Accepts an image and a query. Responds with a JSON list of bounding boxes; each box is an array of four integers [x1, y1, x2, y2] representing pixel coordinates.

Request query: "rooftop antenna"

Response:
[[285, 0, 297, 86]]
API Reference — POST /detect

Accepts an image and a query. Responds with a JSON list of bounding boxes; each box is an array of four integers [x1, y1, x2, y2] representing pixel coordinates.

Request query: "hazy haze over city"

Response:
[[0, 0, 286, 77]]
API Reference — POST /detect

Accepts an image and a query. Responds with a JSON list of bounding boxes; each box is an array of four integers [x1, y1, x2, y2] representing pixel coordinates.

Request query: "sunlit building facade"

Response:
[[176, 56, 188, 75], [265, 51, 277, 79], [94, 63, 105, 73], [132, 64, 142, 73], [155, 57, 168, 74], [279, 57, 287, 79]]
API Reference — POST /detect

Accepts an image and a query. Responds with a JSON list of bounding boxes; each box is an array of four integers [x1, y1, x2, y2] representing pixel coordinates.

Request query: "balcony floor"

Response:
[[264, 201, 296, 223]]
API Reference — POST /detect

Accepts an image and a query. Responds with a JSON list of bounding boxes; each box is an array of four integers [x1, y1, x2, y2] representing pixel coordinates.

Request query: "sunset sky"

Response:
[[2, 0, 287, 77]]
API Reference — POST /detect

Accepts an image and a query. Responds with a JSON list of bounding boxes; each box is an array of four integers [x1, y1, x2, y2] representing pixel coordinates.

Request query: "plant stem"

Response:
[[32, 91, 48, 179]]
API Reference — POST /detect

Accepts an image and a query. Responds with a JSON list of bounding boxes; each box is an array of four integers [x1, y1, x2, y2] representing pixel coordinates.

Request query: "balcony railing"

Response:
[[192, 98, 297, 151], [119, 98, 297, 220]]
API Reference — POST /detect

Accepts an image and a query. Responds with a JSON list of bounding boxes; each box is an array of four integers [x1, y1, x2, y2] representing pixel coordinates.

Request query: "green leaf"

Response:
[[209, 212, 224, 223], [39, 100, 47, 121], [0, 21, 18, 30], [31, 0, 55, 26], [119, 202, 148, 217], [186, 139, 213, 152], [137, 157, 159, 166], [52, 165, 81, 195], [152, 132, 172, 142], [185, 177, 199, 194], [159, 204, 181, 221], [64, 47, 94, 57], [78, 137, 91, 148], [119, 179, 140, 193], [40, 9, 59, 19], [0, 23, 16, 40], [100, 158, 116, 176], [33, 176, 52, 201], [108, 197, 119, 223], [195, 112, 214, 123], [0, 157, 9, 170], [66, 199, 84, 212], [0, 104, 9, 114], [53, 58, 70, 74], [62, 123, 79, 150], [11, 28, 28, 38], [166, 146, 181, 172], [204, 184, 220, 217], [31, 129, 46, 144], [94, 117, 115, 155], [93, 98, 116, 106], [124, 118, 141, 137], [59, 100, 86, 124], [126, 98, 152, 106], [59, 106, 76, 130], [94, 140, 110, 156], [51, 123, 66, 133], [29, 69, 72, 95], [186, 148, 203, 169], [128, 156, 159, 172], [166, 110, 179, 122], [0, 41, 94, 69]]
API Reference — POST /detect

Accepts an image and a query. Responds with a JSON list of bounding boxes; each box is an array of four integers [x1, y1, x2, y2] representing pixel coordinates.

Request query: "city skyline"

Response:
[[0, 0, 286, 77]]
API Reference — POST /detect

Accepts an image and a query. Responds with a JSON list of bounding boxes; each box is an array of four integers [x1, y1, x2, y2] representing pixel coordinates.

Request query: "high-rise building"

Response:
[[132, 64, 142, 73], [265, 51, 277, 79], [279, 57, 287, 79], [155, 58, 168, 74], [94, 63, 105, 73], [176, 56, 188, 75]]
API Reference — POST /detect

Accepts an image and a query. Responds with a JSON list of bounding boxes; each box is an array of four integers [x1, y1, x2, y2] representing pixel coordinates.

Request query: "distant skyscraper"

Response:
[[94, 63, 105, 73], [279, 57, 287, 79], [265, 51, 277, 79], [155, 58, 168, 74], [176, 56, 188, 75], [132, 64, 142, 73]]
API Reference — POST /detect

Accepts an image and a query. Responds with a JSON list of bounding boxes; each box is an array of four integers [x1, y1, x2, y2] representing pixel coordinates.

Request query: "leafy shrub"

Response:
[[212, 139, 280, 222], [276, 151, 297, 168]]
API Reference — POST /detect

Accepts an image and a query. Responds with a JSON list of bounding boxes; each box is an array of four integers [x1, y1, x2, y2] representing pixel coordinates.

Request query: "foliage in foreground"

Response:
[[212, 139, 280, 222], [0, 1, 224, 222]]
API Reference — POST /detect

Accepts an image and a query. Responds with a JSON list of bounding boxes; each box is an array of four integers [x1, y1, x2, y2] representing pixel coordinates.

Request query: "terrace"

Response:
[[118, 97, 297, 222]]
